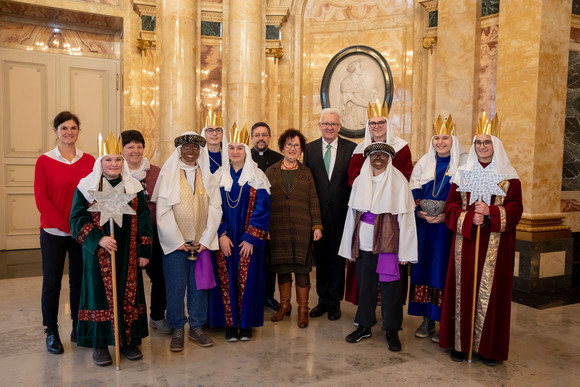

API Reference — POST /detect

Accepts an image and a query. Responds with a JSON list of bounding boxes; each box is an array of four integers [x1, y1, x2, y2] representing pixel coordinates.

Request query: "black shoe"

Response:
[[45, 327, 64, 354], [225, 327, 239, 342], [450, 350, 467, 362], [70, 321, 78, 343], [264, 297, 280, 312], [345, 327, 372, 343], [309, 304, 329, 318], [239, 328, 252, 341], [481, 356, 499, 367], [93, 347, 112, 366], [328, 305, 341, 321], [121, 346, 143, 360], [386, 330, 402, 352]]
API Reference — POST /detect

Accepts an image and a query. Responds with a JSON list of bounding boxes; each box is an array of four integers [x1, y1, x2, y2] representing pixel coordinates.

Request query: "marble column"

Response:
[[225, 0, 264, 130], [157, 0, 198, 162], [496, 0, 573, 308], [434, 0, 480, 147]]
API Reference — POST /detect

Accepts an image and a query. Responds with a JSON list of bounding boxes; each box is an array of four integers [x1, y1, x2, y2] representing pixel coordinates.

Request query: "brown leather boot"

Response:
[[271, 282, 292, 322], [296, 285, 310, 328]]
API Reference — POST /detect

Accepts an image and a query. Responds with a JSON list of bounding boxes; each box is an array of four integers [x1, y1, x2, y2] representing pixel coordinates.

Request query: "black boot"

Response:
[[45, 326, 64, 354], [70, 321, 78, 343]]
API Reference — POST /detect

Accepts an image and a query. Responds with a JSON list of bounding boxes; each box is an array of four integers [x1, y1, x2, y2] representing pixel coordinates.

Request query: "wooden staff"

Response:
[[468, 221, 481, 363], [109, 218, 121, 371]]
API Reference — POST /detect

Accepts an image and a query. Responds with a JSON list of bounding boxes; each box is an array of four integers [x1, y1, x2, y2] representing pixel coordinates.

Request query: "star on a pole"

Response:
[[88, 179, 136, 227], [456, 160, 507, 206]]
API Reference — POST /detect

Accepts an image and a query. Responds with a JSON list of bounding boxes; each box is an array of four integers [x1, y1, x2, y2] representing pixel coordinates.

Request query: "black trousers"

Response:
[[354, 250, 403, 330], [144, 231, 167, 320], [264, 240, 276, 300], [312, 222, 345, 306], [40, 230, 83, 328]]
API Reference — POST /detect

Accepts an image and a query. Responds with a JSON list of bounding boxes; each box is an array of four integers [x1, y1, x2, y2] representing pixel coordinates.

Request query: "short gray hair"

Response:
[[320, 108, 341, 122]]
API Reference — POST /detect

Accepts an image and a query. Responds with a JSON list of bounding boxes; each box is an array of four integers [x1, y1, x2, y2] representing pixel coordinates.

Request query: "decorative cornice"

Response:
[[266, 7, 289, 27], [132, 0, 156, 17], [202, 3, 223, 23], [422, 36, 437, 49], [419, 0, 438, 11]]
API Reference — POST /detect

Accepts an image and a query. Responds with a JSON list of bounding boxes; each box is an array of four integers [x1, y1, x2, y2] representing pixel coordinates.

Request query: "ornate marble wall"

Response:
[[478, 22, 498, 116], [296, 0, 418, 146]]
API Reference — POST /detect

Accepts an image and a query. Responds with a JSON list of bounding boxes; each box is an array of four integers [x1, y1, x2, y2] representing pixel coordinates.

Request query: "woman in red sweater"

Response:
[[34, 111, 95, 354]]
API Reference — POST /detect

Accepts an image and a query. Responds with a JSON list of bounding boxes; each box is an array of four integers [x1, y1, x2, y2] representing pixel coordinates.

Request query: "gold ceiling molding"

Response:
[[419, 0, 438, 11], [132, 0, 156, 17], [266, 7, 289, 27], [516, 213, 571, 242]]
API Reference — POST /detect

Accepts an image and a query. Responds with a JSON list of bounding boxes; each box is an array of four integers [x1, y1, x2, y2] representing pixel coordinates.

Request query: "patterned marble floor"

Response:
[[0, 274, 579, 386]]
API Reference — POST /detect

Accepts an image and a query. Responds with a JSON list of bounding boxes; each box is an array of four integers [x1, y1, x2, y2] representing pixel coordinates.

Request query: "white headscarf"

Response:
[[349, 150, 415, 215], [151, 131, 213, 206], [451, 135, 519, 186], [77, 155, 143, 203], [201, 126, 229, 175], [217, 143, 271, 194], [352, 116, 408, 155], [409, 135, 467, 190]]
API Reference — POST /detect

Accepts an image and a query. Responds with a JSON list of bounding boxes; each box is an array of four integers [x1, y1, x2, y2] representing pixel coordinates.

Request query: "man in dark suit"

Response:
[[250, 122, 284, 312], [303, 108, 357, 321]]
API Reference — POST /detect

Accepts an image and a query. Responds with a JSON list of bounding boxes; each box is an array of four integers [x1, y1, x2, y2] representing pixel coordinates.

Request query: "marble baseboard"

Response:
[[512, 286, 580, 309], [0, 249, 42, 280]]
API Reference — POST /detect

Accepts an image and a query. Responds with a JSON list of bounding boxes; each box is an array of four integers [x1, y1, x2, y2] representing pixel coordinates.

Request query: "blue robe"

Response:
[[208, 150, 222, 174], [209, 167, 270, 329], [408, 155, 453, 322]]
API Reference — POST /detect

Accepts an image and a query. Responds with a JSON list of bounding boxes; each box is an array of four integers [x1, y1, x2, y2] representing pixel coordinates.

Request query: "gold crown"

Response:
[[433, 114, 456, 136], [205, 108, 223, 127], [367, 100, 389, 119], [476, 112, 500, 137], [228, 122, 249, 145], [98, 132, 122, 157]]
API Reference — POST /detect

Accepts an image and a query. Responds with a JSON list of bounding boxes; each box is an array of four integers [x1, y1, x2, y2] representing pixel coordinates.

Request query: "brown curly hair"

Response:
[[277, 128, 306, 152]]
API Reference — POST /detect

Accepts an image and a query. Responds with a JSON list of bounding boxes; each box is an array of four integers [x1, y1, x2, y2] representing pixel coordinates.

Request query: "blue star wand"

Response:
[[456, 160, 506, 363], [88, 178, 136, 370]]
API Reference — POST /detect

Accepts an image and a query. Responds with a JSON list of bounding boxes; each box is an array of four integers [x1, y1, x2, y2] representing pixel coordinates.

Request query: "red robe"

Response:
[[438, 178, 522, 361], [345, 144, 413, 305]]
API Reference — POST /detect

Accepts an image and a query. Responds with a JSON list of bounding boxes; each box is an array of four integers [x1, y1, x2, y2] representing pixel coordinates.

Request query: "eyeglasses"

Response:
[[319, 122, 341, 128], [252, 133, 270, 138], [284, 143, 301, 150], [205, 128, 223, 134], [182, 144, 199, 150], [474, 140, 492, 147], [368, 120, 386, 128]]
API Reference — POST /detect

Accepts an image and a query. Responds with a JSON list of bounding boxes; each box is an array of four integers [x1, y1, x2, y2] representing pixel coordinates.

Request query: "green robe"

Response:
[[70, 176, 152, 348]]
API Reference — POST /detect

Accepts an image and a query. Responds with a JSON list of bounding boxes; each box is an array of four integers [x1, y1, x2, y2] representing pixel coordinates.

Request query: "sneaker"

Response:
[[414, 317, 435, 338], [170, 327, 185, 352], [150, 318, 173, 334], [431, 331, 440, 343], [239, 328, 252, 341], [188, 326, 213, 347], [93, 347, 112, 366], [353, 320, 359, 327], [226, 327, 239, 342], [386, 330, 402, 352], [345, 326, 372, 343], [121, 346, 143, 360]]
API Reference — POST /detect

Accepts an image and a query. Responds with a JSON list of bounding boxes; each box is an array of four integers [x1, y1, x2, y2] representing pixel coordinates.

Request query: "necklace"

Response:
[[282, 159, 298, 170], [208, 152, 221, 167], [226, 185, 243, 208], [432, 156, 450, 198]]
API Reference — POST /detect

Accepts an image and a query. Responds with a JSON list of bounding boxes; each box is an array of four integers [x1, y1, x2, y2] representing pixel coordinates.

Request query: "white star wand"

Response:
[[88, 178, 136, 371], [456, 159, 506, 363]]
